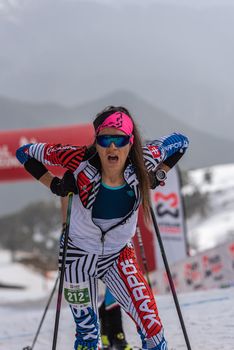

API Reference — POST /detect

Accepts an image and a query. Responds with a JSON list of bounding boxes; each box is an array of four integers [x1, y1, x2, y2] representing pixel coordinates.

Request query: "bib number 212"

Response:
[[64, 282, 91, 307]]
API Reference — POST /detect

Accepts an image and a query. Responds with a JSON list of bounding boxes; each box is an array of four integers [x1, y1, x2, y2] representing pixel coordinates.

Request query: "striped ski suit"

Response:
[[16, 132, 189, 350], [59, 239, 165, 350]]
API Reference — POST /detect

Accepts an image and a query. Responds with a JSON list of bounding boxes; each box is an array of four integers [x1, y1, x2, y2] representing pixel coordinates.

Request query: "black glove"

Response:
[[149, 173, 160, 189], [50, 171, 78, 197]]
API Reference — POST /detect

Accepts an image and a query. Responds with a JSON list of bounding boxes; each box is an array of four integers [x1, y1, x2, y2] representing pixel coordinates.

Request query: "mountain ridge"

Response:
[[1, 91, 233, 170]]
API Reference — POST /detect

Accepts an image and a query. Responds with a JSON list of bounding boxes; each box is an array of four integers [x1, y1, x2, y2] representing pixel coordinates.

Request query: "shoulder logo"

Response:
[[147, 145, 161, 159]]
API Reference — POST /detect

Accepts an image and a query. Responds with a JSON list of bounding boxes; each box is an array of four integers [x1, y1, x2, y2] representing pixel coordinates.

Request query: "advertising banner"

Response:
[[0, 124, 94, 182], [150, 239, 234, 295], [150, 166, 188, 269]]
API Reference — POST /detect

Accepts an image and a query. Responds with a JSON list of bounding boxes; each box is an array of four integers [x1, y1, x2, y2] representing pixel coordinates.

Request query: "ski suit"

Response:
[[16, 133, 189, 350]]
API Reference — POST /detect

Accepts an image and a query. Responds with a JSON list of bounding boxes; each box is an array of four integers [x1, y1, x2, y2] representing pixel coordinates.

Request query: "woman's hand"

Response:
[[149, 164, 170, 189], [50, 171, 78, 197]]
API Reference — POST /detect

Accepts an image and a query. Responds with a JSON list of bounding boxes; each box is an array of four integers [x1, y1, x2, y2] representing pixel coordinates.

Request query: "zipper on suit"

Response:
[[101, 233, 105, 255]]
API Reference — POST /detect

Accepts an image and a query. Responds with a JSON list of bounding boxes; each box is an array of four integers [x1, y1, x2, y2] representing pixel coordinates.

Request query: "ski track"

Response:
[[0, 287, 234, 350]]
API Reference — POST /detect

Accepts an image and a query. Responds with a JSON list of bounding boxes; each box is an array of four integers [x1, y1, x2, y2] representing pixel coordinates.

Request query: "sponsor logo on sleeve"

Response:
[[46, 145, 77, 156], [147, 145, 161, 159]]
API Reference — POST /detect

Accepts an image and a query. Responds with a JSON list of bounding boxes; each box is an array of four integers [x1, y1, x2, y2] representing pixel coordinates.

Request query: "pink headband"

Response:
[[96, 112, 134, 144]]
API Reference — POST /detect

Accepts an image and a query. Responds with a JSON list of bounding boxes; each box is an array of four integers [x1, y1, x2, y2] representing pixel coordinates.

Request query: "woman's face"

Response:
[[96, 128, 132, 174]]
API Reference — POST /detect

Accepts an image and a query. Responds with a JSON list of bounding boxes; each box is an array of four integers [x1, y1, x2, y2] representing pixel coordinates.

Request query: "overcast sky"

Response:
[[0, 0, 234, 141]]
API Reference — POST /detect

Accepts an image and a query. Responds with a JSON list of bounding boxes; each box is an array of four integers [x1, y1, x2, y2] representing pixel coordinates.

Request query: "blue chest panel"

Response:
[[92, 183, 135, 219]]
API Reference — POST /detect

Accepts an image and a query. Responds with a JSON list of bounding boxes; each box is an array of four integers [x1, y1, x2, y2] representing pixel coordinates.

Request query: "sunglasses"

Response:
[[96, 135, 131, 148]]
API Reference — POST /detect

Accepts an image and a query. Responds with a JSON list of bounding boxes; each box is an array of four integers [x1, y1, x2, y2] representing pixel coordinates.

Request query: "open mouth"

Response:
[[107, 155, 119, 162]]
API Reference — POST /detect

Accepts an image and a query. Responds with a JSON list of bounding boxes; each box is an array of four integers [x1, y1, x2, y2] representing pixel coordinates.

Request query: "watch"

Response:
[[155, 169, 167, 182]]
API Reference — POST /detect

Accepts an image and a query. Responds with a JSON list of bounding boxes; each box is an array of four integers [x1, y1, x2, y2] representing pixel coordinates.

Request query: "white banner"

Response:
[[149, 240, 234, 295], [150, 166, 188, 269]]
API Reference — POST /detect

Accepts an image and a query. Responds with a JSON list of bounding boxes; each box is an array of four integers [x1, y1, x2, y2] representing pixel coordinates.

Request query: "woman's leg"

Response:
[[102, 287, 131, 349], [102, 245, 168, 350], [59, 242, 100, 350]]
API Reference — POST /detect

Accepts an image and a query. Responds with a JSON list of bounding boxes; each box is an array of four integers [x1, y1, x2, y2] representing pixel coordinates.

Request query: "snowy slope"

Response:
[[1, 246, 234, 349], [0, 250, 56, 303], [185, 163, 234, 252], [1, 286, 234, 350], [1, 248, 234, 349]]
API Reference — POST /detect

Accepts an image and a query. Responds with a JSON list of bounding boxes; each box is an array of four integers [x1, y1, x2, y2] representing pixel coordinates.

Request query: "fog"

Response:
[[0, 0, 234, 141]]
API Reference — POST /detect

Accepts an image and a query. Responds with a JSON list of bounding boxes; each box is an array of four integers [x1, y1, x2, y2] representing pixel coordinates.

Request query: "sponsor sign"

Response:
[[0, 124, 94, 182], [202, 254, 224, 282], [184, 261, 203, 290], [150, 166, 188, 268], [149, 240, 234, 294]]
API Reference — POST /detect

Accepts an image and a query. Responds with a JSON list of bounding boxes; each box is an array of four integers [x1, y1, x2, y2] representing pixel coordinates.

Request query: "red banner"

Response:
[[0, 124, 94, 182]]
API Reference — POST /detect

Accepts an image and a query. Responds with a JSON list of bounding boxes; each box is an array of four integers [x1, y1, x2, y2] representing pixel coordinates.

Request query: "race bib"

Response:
[[64, 281, 91, 308]]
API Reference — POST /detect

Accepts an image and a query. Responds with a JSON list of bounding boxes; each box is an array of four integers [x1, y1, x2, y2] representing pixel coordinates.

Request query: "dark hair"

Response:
[[93, 106, 151, 220]]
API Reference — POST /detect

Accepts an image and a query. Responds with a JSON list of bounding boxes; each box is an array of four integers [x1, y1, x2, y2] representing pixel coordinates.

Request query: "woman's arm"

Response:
[[143, 132, 189, 173], [39, 171, 54, 188], [16, 143, 86, 170], [16, 143, 82, 195]]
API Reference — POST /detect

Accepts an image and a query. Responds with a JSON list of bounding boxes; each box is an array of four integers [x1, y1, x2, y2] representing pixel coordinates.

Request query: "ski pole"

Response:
[[52, 192, 73, 350], [150, 206, 192, 350], [22, 275, 59, 350], [136, 225, 152, 289]]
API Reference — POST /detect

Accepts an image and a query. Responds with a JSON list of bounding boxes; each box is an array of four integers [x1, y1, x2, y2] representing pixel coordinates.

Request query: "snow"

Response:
[[1, 281, 234, 350], [192, 211, 234, 251], [0, 250, 56, 303], [1, 249, 234, 349], [187, 164, 234, 195], [185, 164, 234, 252]]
